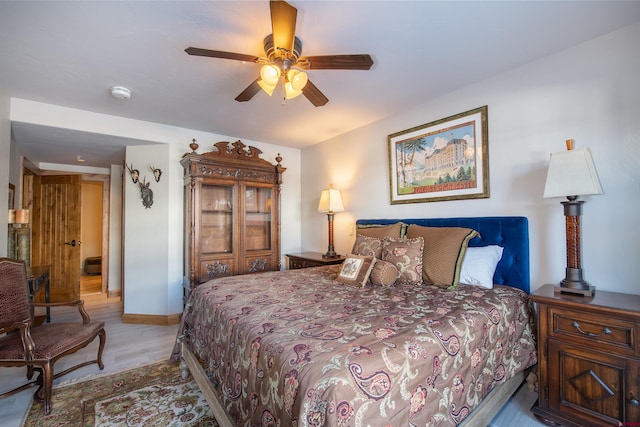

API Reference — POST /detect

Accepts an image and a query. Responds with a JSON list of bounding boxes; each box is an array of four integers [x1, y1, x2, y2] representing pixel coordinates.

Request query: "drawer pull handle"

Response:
[[572, 321, 611, 337], [631, 399, 639, 407]]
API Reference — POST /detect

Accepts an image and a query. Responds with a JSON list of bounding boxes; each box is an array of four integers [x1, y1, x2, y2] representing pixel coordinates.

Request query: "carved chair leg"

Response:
[[27, 365, 34, 380], [42, 363, 54, 415], [32, 363, 54, 415], [96, 328, 106, 370]]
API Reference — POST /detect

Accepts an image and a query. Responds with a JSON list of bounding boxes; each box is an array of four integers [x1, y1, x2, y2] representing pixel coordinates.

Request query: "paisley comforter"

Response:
[[171, 265, 536, 426]]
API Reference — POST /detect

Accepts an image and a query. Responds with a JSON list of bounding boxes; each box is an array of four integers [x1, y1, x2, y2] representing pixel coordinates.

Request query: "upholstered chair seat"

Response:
[[0, 322, 105, 360]]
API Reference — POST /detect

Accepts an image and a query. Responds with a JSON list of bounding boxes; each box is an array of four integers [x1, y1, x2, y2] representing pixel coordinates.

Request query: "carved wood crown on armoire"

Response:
[[181, 140, 285, 302]]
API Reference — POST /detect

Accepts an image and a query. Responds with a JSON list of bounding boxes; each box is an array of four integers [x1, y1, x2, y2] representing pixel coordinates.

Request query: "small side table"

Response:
[[27, 265, 51, 323], [286, 252, 345, 269]]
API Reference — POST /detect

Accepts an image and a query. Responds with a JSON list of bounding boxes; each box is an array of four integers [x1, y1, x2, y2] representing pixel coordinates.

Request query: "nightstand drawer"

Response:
[[550, 307, 636, 354]]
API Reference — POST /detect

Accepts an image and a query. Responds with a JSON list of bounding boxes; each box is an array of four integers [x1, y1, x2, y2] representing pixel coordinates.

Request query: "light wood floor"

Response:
[[0, 289, 545, 427], [79, 274, 102, 294]]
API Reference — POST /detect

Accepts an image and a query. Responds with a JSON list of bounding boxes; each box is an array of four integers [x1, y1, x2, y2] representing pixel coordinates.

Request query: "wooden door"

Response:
[[32, 175, 82, 302]]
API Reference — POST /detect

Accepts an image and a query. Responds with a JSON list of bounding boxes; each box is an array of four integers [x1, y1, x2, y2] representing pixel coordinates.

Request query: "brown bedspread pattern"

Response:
[[171, 265, 536, 426]]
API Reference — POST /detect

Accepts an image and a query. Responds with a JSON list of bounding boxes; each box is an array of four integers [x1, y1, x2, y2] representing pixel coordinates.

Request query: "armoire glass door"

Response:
[[200, 184, 233, 254], [244, 186, 272, 251]]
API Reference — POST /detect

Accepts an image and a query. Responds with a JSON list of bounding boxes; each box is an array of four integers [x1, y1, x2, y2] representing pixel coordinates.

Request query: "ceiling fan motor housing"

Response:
[[263, 33, 302, 71]]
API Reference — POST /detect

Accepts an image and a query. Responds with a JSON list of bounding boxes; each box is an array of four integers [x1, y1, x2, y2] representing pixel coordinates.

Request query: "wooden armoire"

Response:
[[181, 140, 285, 301]]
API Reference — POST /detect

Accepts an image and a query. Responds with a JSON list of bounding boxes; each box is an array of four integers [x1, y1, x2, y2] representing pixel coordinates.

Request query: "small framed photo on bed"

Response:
[[336, 254, 374, 288], [387, 105, 489, 204]]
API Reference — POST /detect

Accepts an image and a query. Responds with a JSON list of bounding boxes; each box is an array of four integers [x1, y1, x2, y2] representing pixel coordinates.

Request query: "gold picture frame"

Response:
[[388, 106, 489, 204]]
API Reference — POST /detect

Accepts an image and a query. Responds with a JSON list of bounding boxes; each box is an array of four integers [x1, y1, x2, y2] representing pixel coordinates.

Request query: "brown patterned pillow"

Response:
[[369, 260, 398, 287], [351, 234, 383, 259], [405, 225, 479, 289], [356, 222, 404, 239], [335, 254, 375, 288], [381, 237, 424, 285]]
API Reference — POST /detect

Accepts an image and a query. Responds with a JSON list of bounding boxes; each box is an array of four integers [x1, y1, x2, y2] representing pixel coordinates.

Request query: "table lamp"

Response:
[[543, 139, 603, 296], [318, 185, 344, 258]]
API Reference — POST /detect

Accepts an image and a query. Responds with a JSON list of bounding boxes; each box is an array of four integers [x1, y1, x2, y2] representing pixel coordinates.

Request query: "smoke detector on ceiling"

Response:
[[111, 86, 131, 100]]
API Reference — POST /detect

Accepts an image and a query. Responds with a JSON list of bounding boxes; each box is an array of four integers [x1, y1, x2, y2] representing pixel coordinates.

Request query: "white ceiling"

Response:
[[2, 1, 640, 169]]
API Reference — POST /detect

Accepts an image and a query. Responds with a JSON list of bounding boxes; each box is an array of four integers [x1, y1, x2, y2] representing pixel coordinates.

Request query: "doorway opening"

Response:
[[80, 180, 106, 296]]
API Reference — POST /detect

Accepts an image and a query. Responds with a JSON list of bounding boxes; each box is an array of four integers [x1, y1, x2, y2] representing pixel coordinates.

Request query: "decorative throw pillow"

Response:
[[355, 222, 404, 239], [459, 245, 504, 289], [335, 254, 375, 288], [369, 260, 398, 287], [405, 225, 479, 289], [351, 234, 383, 259], [381, 237, 424, 285]]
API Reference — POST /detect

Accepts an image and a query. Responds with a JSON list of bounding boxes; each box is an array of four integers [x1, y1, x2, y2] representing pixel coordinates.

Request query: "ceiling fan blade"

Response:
[[302, 80, 329, 107], [235, 78, 262, 102], [185, 47, 259, 63], [270, 0, 297, 53], [298, 54, 374, 70]]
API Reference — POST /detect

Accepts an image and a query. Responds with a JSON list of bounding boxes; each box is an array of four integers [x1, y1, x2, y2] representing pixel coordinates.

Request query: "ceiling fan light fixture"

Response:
[[258, 79, 277, 96], [184, 0, 373, 106], [284, 81, 303, 100], [260, 64, 281, 86], [287, 69, 308, 91]]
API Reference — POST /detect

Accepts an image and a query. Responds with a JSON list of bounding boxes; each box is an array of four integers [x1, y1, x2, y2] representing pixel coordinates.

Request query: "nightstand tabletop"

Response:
[[531, 284, 640, 317], [286, 252, 345, 264], [286, 252, 345, 270]]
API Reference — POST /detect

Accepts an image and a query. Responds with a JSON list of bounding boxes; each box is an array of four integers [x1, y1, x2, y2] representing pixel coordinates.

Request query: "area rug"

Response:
[[23, 361, 219, 426]]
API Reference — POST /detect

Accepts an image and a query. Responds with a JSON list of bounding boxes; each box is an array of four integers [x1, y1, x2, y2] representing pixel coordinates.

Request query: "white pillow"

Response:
[[459, 245, 504, 289]]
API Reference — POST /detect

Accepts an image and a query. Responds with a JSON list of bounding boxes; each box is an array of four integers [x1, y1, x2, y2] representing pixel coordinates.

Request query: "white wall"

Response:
[[123, 144, 178, 315], [302, 22, 640, 296], [0, 90, 9, 256]]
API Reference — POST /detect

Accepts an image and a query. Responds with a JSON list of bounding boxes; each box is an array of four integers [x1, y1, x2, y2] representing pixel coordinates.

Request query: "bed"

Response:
[[171, 216, 537, 426]]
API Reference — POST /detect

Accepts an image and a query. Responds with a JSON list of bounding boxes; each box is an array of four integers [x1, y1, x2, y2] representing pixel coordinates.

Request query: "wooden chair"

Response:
[[0, 258, 106, 414]]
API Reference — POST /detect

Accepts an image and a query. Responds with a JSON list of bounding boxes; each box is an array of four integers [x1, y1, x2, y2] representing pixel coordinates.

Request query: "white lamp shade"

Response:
[[258, 79, 277, 96], [260, 64, 280, 86], [287, 69, 308, 91], [12, 209, 30, 224], [543, 148, 603, 198], [284, 81, 303, 99], [318, 188, 344, 213]]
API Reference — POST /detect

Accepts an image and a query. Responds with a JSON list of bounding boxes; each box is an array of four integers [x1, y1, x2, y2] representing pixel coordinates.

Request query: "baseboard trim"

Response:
[[122, 312, 181, 325], [107, 290, 121, 299]]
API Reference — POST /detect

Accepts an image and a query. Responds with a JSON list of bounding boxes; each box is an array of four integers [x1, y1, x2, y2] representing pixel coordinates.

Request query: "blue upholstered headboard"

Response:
[[355, 216, 530, 293]]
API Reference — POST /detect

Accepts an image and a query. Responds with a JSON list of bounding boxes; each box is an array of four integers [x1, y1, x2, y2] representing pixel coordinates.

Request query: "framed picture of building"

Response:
[[387, 106, 489, 204]]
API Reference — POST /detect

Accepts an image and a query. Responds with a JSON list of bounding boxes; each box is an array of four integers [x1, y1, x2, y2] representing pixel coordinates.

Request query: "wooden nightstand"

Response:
[[286, 252, 345, 270], [530, 284, 640, 427]]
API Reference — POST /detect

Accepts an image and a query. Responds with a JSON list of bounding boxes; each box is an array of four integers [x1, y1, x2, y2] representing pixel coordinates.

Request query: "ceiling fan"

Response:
[[185, 0, 374, 107]]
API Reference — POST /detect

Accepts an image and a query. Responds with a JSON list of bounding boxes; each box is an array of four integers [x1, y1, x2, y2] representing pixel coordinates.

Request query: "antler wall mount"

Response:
[[125, 162, 156, 208], [185, 0, 373, 106], [125, 163, 139, 184], [149, 165, 162, 182], [139, 177, 154, 209]]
